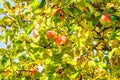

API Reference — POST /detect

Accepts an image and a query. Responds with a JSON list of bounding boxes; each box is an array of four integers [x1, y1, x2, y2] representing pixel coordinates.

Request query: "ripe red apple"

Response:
[[56, 35, 67, 46], [46, 30, 57, 39], [32, 29, 39, 38], [54, 8, 65, 20], [30, 68, 37, 74], [99, 14, 112, 25]]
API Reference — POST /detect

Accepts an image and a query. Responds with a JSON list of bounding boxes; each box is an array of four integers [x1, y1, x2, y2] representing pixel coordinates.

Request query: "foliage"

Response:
[[0, 0, 120, 79]]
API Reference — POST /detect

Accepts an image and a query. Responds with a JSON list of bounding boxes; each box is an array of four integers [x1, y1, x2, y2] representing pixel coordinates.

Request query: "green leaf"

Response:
[[30, 53, 36, 60], [110, 33, 116, 40], [65, 8, 74, 17], [86, 12, 92, 18], [86, 3, 95, 13], [97, 62, 107, 69], [5, 30, 15, 36], [88, 21, 94, 30], [39, 0, 46, 8], [110, 16, 118, 22], [54, 13, 60, 26], [63, 75, 70, 80], [23, 23, 34, 34], [71, 72, 80, 79], [1, 55, 10, 68], [14, 40, 23, 46]]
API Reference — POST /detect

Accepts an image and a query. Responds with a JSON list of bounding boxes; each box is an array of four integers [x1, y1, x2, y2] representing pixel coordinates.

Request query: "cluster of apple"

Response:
[[32, 29, 67, 46], [46, 30, 67, 46], [32, 8, 67, 46]]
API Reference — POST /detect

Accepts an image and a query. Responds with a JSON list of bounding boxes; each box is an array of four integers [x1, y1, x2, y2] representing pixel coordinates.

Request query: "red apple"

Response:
[[55, 8, 62, 13], [54, 8, 65, 20], [99, 14, 112, 25], [32, 29, 39, 38], [30, 68, 37, 74], [46, 30, 57, 39], [56, 35, 67, 46]]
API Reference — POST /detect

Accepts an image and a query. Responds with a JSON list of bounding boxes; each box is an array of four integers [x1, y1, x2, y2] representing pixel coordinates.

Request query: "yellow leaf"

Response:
[[109, 48, 117, 59], [115, 48, 120, 55], [44, 6, 51, 14], [30, 43, 39, 48], [81, 62, 86, 68], [88, 61, 96, 67], [45, 49, 53, 57], [84, 30, 89, 38]]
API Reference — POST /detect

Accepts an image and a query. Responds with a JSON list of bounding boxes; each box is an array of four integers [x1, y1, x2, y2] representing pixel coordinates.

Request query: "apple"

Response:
[[46, 30, 57, 39], [30, 68, 37, 74], [56, 35, 67, 46], [32, 29, 39, 38], [99, 14, 112, 26], [54, 8, 65, 20]]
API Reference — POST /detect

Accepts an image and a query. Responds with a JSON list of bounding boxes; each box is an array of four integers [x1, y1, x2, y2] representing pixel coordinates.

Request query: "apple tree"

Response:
[[0, 0, 120, 79]]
